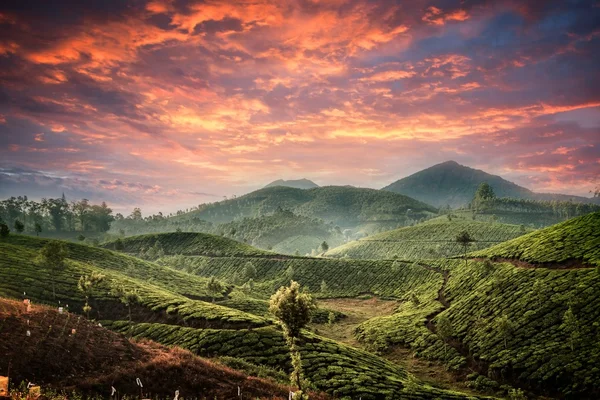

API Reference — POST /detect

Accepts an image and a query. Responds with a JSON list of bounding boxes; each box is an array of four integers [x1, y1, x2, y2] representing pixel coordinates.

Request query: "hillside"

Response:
[[471, 211, 600, 267], [0, 299, 298, 399], [215, 209, 345, 255], [0, 235, 268, 328], [264, 178, 319, 189], [102, 231, 274, 257], [383, 160, 598, 208], [180, 185, 437, 229], [0, 234, 480, 399], [325, 218, 532, 260]]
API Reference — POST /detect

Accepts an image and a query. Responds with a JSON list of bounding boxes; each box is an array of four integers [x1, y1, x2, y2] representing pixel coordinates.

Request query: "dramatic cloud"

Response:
[[0, 0, 598, 212]]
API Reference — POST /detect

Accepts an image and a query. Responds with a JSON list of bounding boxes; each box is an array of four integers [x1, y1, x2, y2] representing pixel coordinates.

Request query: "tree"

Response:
[[320, 280, 329, 294], [129, 207, 143, 220], [0, 222, 9, 237], [114, 238, 124, 251], [14, 219, 24, 233], [496, 313, 514, 349], [77, 272, 105, 319], [34, 222, 42, 237], [561, 306, 580, 351], [456, 230, 475, 268], [269, 281, 316, 396], [111, 283, 141, 335], [436, 315, 453, 357], [242, 279, 254, 294], [243, 262, 257, 280], [320, 241, 329, 253], [36, 241, 68, 300], [473, 182, 496, 210], [207, 276, 224, 302], [328, 311, 336, 325]]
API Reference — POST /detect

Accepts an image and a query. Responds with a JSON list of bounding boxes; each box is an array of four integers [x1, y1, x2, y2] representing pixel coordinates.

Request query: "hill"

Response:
[[0, 298, 298, 399], [214, 209, 345, 255], [180, 185, 438, 230], [471, 211, 600, 267], [325, 218, 532, 260], [383, 160, 598, 208], [264, 178, 319, 189], [355, 213, 600, 398], [102, 231, 274, 257], [0, 234, 480, 399]]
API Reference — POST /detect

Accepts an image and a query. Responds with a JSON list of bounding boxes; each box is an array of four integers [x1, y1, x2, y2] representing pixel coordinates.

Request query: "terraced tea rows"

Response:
[[0, 237, 267, 329], [326, 219, 531, 260], [104, 322, 479, 399], [161, 255, 442, 299], [103, 231, 273, 257], [471, 212, 600, 266]]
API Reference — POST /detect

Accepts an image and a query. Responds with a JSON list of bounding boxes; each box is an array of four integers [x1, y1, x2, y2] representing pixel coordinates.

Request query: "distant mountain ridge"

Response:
[[264, 178, 319, 189], [383, 160, 598, 208]]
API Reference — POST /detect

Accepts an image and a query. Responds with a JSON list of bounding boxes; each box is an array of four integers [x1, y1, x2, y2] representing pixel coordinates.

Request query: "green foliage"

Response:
[[0, 222, 9, 237], [14, 219, 24, 233], [269, 281, 316, 339], [103, 231, 271, 258], [472, 212, 600, 266], [207, 276, 225, 302], [327, 219, 530, 260]]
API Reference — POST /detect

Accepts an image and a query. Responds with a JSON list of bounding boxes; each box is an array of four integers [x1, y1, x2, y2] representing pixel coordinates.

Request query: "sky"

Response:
[[1, 0, 599, 214]]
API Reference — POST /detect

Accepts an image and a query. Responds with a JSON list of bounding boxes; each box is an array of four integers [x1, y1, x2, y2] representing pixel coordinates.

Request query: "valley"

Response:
[[1, 165, 599, 399]]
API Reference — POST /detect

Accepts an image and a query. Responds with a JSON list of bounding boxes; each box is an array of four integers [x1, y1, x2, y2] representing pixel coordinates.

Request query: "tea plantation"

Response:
[[326, 219, 532, 260], [471, 211, 600, 266]]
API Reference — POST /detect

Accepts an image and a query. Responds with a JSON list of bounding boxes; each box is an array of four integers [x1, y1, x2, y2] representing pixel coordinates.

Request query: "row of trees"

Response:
[[470, 182, 600, 217], [0, 195, 114, 234]]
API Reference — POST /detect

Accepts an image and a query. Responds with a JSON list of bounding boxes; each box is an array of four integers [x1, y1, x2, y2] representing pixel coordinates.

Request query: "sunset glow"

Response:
[[1, 0, 599, 212]]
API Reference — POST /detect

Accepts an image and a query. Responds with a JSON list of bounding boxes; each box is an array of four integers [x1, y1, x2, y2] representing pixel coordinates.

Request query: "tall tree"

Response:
[[269, 281, 316, 397], [473, 182, 496, 211], [36, 241, 69, 300], [13, 219, 24, 234], [34, 222, 42, 237], [456, 230, 475, 268], [72, 199, 90, 231], [496, 314, 514, 349], [561, 306, 581, 351]]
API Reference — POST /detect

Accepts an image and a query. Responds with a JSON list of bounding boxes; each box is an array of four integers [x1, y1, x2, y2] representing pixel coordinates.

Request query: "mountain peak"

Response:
[[264, 178, 319, 190]]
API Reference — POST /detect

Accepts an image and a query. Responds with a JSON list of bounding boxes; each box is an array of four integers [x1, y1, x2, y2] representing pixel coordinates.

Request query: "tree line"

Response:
[[0, 195, 114, 235]]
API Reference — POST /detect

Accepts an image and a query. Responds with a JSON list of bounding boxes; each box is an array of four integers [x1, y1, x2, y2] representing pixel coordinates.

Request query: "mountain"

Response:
[[264, 178, 319, 189], [383, 160, 598, 208], [175, 185, 438, 230]]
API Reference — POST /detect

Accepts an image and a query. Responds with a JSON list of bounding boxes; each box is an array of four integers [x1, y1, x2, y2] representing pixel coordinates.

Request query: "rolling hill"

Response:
[[383, 160, 598, 208], [0, 298, 299, 399], [325, 218, 533, 260], [356, 213, 600, 398], [264, 178, 319, 189], [178, 185, 438, 229], [0, 233, 481, 399], [471, 211, 600, 267], [214, 208, 345, 255], [102, 231, 274, 257]]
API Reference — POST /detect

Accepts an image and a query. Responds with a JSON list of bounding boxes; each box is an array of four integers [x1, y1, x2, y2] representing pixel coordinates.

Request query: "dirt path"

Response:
[[310, 297, 398, 346]]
